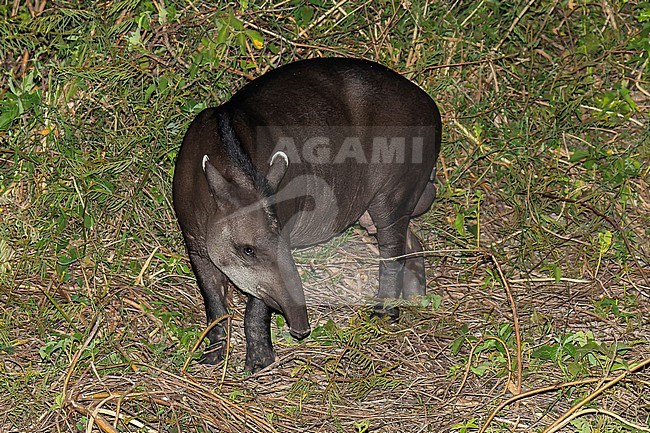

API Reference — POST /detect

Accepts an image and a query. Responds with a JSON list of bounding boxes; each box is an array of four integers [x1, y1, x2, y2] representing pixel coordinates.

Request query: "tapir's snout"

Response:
[[257, 258, 310, 341], [289, 325, 311, 340], [260, 289, 310, 339], [273, 291, 310, 340], [268, 243, 311, 340], [281, 290, 311, 340]]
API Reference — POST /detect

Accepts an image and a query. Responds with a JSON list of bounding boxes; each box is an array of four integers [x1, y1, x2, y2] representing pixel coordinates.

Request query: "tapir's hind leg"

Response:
[[367, 211, 410, 319], [401, 174, 436, 299], [402, 229, 426, 299], [361, 214, 429, 302], [188, 251, 229, 364]]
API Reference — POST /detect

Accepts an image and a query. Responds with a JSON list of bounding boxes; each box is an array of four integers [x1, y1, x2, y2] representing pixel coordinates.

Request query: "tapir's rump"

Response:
[[172, 57, 442, 372]]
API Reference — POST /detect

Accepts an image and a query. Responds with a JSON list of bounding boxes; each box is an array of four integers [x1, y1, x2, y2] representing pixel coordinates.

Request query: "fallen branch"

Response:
[[477, 357, 650, 433]]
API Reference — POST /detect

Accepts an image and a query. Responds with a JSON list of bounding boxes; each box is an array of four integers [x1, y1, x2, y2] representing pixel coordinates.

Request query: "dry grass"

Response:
[[1, 1, 649, 432]]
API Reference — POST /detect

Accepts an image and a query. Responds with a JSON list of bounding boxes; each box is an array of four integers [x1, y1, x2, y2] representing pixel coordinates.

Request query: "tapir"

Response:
[[172, 57, 442, 372]]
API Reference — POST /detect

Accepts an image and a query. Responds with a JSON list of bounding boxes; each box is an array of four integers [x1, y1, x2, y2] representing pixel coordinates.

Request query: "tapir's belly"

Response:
[[279, 196, 363, 247], [286, 212, 357, 248]]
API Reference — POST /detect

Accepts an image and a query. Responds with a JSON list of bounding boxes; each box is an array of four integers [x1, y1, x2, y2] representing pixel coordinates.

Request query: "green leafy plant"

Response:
[[451, 322, 516, 379], [631, 2, 650, 56], [451, 189, 484, 246], [0, 71, 42, 130], [354, 419, 370, 433], [532, 331, 632, 378], [451, 417, 479, 433], [38, 331, 95, 364], [593, 296, 636, 321]]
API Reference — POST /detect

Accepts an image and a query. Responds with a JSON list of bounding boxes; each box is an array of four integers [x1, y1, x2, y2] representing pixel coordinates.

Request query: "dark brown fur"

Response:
[[173, 58, 442, 372]]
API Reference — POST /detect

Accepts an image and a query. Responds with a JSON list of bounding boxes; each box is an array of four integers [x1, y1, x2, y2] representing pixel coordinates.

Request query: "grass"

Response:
[[1, 0, 649, 432]]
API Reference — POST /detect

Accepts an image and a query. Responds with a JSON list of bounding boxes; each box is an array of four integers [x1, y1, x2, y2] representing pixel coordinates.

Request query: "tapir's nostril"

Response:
[[289, 327, 311, 340]]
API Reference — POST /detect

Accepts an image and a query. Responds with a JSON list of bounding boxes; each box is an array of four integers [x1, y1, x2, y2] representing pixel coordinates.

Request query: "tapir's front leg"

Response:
[[244, 296, 276, 372], [188, 250, 229, 364]]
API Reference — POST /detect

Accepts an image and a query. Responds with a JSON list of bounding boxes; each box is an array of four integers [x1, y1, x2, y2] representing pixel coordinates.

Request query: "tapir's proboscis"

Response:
[[173, 58, 442, 372]]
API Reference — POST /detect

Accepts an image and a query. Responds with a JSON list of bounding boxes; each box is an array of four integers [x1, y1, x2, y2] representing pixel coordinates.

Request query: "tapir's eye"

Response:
[[242, 245, 256, 257]]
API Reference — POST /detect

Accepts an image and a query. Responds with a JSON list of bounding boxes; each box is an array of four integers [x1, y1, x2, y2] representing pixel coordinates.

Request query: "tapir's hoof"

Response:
[[245, 345, 277, 373], [372, 305, 400, 321], [199, 345, 225, 365]]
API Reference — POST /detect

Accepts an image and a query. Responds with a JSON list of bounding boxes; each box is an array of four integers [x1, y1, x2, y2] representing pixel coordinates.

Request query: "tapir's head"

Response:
[[201, 153, 310, 340]]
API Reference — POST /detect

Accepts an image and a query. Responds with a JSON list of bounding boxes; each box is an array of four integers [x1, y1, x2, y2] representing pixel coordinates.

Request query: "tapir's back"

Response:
[[221, 58, 441, 246], [228, 58, 440, 135]]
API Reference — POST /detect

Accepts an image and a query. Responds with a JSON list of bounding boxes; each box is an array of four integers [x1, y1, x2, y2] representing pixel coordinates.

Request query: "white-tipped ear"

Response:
[[203, 155, 233, 204], [270, 151, 289, 167], [267, 151, 289, 190]]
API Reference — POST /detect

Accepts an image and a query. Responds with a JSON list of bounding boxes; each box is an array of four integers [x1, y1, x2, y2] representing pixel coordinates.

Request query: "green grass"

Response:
[[1, 1, 649, 432]]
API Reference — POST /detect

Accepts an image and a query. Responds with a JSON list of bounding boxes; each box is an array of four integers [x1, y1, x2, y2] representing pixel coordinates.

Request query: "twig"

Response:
[[580, 104, 644, 127], [452, 120, 481, 146], [494, 0, 537, 51], [181, 314, 231, 379], [134, 246, 159, 286], [405, 0, 427, 69], [297, 0, 349, 39], [477, 377, 611, 433], [487, 252, 523, 397], [547, 408, 650, 433], [541, 193, 650, 287], [454, 335, 513, 398], [62, 315, 102, 400], [419, 54, 517, 73], [508, 277, 591, 283], [72, 399, 159, 433], [543, 357, 650, 433], [460, 0, 486, 27], [69, 401, 119, 433], [635, 58, 650, 98], [478, 358, 650, 433]]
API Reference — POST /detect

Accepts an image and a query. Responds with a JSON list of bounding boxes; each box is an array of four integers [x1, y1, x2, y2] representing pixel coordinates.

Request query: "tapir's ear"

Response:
[[202, 155, 232, 202], [267, 151, 289, 190]]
